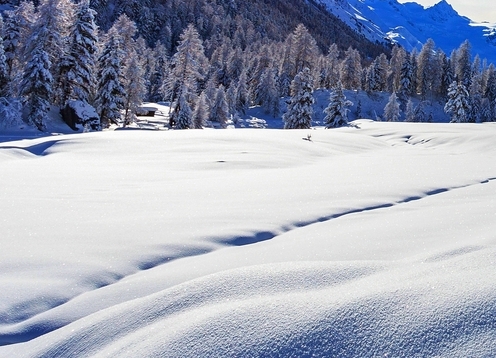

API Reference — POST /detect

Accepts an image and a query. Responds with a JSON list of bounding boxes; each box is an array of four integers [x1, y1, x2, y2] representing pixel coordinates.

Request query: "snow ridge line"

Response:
[[0, 139, 63, 157], [217, 176, 496, 247], [2, 177, 495, 345], [0, 247, 216, 346]]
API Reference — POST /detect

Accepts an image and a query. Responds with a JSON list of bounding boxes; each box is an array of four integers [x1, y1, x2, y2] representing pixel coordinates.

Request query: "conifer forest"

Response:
[[0, 0, 494, 131]]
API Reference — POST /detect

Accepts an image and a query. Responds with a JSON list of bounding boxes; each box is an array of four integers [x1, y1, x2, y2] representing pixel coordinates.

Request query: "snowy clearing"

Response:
[[1, 120, 496, 356]]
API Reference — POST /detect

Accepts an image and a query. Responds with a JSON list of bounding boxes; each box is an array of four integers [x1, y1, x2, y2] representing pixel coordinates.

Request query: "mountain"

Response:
[[86, 0, 390, 57], [319, 0, 496, 63], [2, 0, 495, 63], [0, 0, 389, 58]]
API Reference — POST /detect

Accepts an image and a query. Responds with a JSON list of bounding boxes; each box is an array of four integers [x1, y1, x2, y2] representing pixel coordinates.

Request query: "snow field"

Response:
[[1, 120, 496, 356]]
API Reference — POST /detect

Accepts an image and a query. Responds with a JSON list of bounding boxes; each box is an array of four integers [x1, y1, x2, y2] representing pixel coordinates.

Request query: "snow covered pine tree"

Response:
[[192, 91, 208, 129], [323, 81, 352, 128], [166, 24, 207, 128], [283, 67, 314, 129], [20, 46, 53, 131], [383, 92, 401, 122], [444, 81, 471, 123], [96, 29, 125, 128], [60, 0, 98, 107]]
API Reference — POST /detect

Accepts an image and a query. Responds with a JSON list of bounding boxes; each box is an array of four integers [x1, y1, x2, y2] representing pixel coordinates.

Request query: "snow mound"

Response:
[[1, 121, 496, 356], [9, 254, 496, 357]]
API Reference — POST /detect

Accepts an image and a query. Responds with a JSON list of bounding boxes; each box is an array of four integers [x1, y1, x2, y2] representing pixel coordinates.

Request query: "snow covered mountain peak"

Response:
[[319, 0, 496, 63], [426, 0, 460, 21]]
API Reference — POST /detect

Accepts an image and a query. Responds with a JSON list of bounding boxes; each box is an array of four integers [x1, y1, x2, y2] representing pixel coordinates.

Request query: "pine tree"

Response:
[[326, 43, 340, 89], [96, 30, 125, 128], [289, 24, 319, 77], [472, 54, 481, 79], [323, 81, 352, 128], [31, 0, 75, 105], [376, 53, 389, 91], [122, 52, 146, 127], [278, 35, 293, 97], [166, 24, 207, 116], [439, 51, 454, 99], [1, 11, 20, 80], [210, 39, 232, 88], [211, 85, 229, 128], [444, 81, 471, 123], [480, 98, 493, 122], [226, 85, 237, 119], [0, 16, 4, 43], [405, 99, 415, 122], [365, 55, 388, 93], [235, 70, 249, 115], [203, 78, 217, 125], [414, 101, 428, 122], [398, 54, 413, 108], [389, 45, 406, 92], [20, 45, 53, 131], [355, 99, 362, 119], [136, 37, 154, 102], [340, 47, 362, 90], [227, 47, 244, 86], [174, 93, 193, 129], [365, 60, 377, 94], [266, 89, 280, 119], [469, 71, 483, 123], [0, 97, 23, 129], [3, 2, 36, 84], [60, 0, 98, 106], [283, 67, 314, 129], [316, 56, 328, 90], [455, 40, 472, 88], [247, 47, 272, 103], [410, 49, 418, 96], [485, 64, 496, 97], [112, 14, 138, 57], [417, 38, 438, 99], [192, 91, 208, 129], [484, 65, 496, 118], [383, 92, 401, 122], [0, 33, 8, 97], [255, 68, 279, 117], [148, 41, 169, 102]]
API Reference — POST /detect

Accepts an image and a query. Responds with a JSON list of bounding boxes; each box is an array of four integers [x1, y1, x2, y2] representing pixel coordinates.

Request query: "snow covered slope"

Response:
[[1, 121, 496, 356], [320, 0, 496, 63]]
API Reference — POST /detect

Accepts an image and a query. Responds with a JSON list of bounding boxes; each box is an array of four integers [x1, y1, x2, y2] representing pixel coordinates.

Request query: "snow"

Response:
[[67, 100, 98, 121], [1, 118, 496, 356], [320, 0, 496, 64]]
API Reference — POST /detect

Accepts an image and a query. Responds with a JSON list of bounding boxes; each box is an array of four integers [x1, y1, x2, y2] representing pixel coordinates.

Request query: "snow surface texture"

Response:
[[1, 121, 496, 357]]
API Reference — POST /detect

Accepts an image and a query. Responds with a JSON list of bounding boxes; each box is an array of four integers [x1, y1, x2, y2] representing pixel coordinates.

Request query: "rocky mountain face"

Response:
[[319, 0, 496, 64]]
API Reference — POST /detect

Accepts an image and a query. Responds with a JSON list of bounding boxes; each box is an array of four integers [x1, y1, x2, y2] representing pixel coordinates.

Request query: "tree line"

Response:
[[0, 0, 493, 131]]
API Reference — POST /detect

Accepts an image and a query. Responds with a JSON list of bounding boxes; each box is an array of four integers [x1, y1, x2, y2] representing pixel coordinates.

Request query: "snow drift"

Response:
[[1, 120, 496, 357]]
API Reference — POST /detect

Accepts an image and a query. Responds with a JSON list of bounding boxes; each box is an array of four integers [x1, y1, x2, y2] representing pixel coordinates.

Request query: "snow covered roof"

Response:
[[67, 100, 99, 120], [138, 106, 158, 112]]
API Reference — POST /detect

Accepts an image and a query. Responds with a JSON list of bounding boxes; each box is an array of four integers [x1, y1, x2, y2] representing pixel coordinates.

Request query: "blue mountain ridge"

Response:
[[319, 0, 496, 63]]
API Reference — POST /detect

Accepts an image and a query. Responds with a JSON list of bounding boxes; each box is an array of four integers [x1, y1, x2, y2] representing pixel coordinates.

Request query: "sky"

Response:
[[398, 0, 496, 22]]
